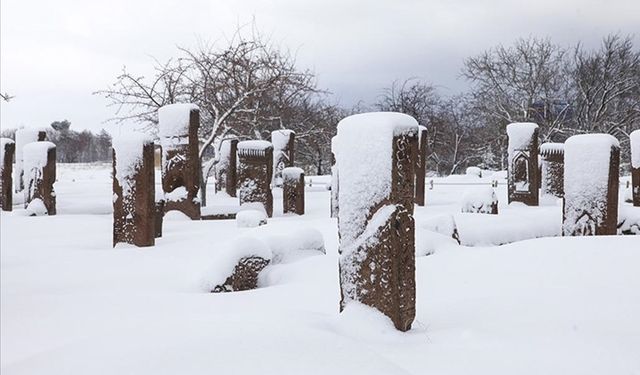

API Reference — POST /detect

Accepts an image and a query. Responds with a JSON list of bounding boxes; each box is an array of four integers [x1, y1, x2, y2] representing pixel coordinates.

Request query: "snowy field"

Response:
[[1, 163, 639, 374]]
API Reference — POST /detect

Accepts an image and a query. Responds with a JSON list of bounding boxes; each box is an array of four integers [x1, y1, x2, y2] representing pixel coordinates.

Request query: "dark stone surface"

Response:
[[283, 168, 305, 215], [540, 144, 564, 198], [415, 127, 427, 206], [238, 144, 274, 218], [1, 140, 14, 211], [508, 126, 539, 206], [632, 167, 639, 207], [154, 200, 165, 238], [215, 139, 238, 197], [113, 142, 155, 247], [211, 256, 270, 292]]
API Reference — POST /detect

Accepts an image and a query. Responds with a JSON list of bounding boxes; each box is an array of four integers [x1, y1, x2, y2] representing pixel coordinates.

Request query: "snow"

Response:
[[563, 134, 619, 234], [271, 129, 295, 150], [334, 112, 418, 247], [237, 140, 273, 152], [25, 198, 48, 216], [2, 163, 640, 374], [506, 122, 538, 151], [465, 166, 482, 177], [158, 103, 198, 144], [111, 132, 153, 196], [22, 142, 55, 195], [539, 142, 564, 156], [631, 129, 640, 168], [282, 166, 304, 180], [236, 209, 268, 227], [461, 186, 497, 213], [164, 186, 188, 202], [14, 129, 45, 191]]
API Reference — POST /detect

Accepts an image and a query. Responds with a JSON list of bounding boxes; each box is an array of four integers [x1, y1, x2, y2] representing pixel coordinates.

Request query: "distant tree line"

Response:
[[1, 121, 112, 163]]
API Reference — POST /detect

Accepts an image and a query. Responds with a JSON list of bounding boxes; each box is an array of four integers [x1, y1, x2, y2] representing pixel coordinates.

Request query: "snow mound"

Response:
[[25, 198, 48, 216], [461, 186, 498, 214], [158, 103, 198, 141], [506, 122, 538, 151], [271, 129, 295, 150], [236, 210, 268, 228], [282, 167, 304, 180], [465, 166, 482, 178]]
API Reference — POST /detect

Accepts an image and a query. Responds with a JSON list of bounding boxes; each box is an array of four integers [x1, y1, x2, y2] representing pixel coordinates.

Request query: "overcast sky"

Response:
[[1, 0, 638, 132]]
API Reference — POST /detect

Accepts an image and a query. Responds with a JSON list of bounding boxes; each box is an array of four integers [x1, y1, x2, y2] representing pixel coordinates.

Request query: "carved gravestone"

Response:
[[14, 129, 46, 193], [211, 256, 271, 292], [0, 138, 15, 211], [415, 125, 427, 206], [215, 139, 238, 197], [330, 136, 339, 219], [563, 134, 619, 236], [282, 167, 305, 215], [237, 141, 274, 218], [507, 122, 539, 206], [631, 130, 640, 207], [271, 130, 295, 185], [112, 135, 155, 247], [158, 103, 201, 220], [540, 143, 564, 198], [23, 142, 56, 216], [335, 112, 418, 332]]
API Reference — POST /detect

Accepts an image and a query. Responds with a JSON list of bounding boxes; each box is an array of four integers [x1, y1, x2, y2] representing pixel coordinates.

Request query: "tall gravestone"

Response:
[[335, 112, 418, 332], [330, 137, 339, 219], [237, 141, 274, 218], [112, 134, 155, 247], [14, 129, 46, 193], [282, 167, 305, 215], [158, 103, 201, 219], [563, 134, 619, 236], [415, 125, 427, 206], [0, 138, 15, 211], [271, 130, 295, 185], [23, 141, 56, 216], [215, 138, 238, 197], [507, 122, 539, 206], [540, 142, 564, 198], [631, 130, 640, 207]]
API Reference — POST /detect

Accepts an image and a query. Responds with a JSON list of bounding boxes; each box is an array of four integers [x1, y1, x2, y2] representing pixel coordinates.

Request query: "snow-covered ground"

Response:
[[1, 163, 639, 374]]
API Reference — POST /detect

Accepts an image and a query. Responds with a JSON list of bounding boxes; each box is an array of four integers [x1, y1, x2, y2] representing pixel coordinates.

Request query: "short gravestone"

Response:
[[271, 130, 295, 185], [563, 134, 619, 236], [631, 130, 640, 207], [540, 142, 564, 198], [415, 125, 427, 206], [215, 139, 238, 197], [0, 138, 15, 211], [158, 103, 201, 220], [14, 129, 46, 193], [237, 141, 274, 218], [335, 112, 418, 332], [330, 137, 339, 219], [23, 141, 56, 216], [507, 122, 539, 206], [112, 134, 155, 247], [282, 167, 305, 215], [211, 237, 272, 293]]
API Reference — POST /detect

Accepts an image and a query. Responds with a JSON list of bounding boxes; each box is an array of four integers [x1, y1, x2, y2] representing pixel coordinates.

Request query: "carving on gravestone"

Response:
[[507, 123, 539, 205], [237, 141, 274, 218]]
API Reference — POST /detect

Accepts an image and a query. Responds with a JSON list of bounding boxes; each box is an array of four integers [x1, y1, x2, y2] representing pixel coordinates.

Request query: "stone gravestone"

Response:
[[415, 125, 427, 206], [507, 122, 539, 206], [335, 112, 418, 332], [0, 138, 15, 211], [112, 134, 155, 247], [14, 128, 46, 193], [237, 141, 274, 218], [330, 136, 339, 219], [23, 141, 56, 216], [631, 130, 640, 207], [563, 134, 619, 236], [215, 139, 238, 197], [282, 167, 305, 215], [540, 142, 564, 199], [158, 103, 201, 220], [271, 130, 295, 185]]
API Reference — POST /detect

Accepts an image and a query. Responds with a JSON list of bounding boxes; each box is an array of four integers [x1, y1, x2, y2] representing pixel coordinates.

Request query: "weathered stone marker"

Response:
[[507, 122, 539, 206], [335, 112, 417, 332], [211, 236, 272, 293], [540, 142, 564, 199], [158, 103, 201, 220], [282, 167, 305, 215], [330, 137, 339, 219], [14, 129, 46, 193], [415, 125, 427, 206], [112, 134, 155, 247], [563, 134, 619, 236], [271, 129, 295, 185], [215, 138, 238, 197], [23, 141, 56, 216], [237, 141, 274, 217], [0, 138, 15, 211], [631, 130, 640, 207]]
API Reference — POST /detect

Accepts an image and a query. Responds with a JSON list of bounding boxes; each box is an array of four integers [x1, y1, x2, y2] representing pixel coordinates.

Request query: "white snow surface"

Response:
[[158, 103, 198, 140], [14, 129, 45, 191], [506, 122, 538, 151], [540, 142, 564, 155], [22, 141, 55, 174], [271, 129, 295, 150], [282, 166, 304, 180], [460, 186, 497, 213], [631, 129, 640, 168], [237, 140, 273, 151], [112, 132, 153, 196], [335, 112, 418, 246], [2, 164, 640, 374], [236, 209, 268, 228], [465, 166, 482, 177]]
